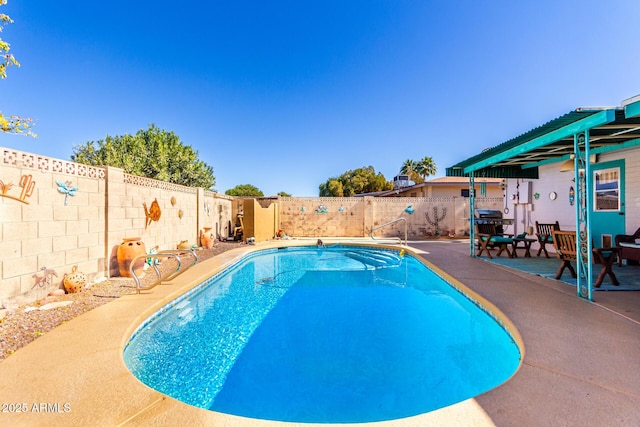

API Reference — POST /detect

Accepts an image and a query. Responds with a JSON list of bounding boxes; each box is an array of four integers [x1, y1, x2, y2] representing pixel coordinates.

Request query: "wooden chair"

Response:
[[551, 230, 577, 279], [476, 223, 514, 259], [552, 230, 620, 287], [535, 221, 560, 258]]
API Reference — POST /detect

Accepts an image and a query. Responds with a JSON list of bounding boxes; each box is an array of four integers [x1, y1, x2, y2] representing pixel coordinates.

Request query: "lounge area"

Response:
[[483, 243, 640, 291], [475, 221, 640, 290]]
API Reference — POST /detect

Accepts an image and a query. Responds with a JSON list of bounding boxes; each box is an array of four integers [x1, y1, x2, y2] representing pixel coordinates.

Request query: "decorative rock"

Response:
[[38, 301, 73, 311], [48, 289, 66, 296]]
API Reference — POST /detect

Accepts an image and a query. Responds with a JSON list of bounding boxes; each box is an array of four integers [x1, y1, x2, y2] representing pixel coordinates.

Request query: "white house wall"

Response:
[[501, 146, 640, 241]]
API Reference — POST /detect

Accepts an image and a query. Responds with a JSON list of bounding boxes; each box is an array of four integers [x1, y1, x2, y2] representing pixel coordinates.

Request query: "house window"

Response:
[[594, 167, 620, 211], [461, 189, 476, 197], [410, 192, 417, 197]]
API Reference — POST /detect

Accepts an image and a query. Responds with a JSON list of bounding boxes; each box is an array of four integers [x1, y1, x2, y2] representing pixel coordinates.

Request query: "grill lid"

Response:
[[475, 209, 503, 218]]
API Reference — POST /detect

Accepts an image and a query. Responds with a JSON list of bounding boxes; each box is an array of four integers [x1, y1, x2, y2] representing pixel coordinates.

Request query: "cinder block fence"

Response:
[[1, 147, 502, 305]]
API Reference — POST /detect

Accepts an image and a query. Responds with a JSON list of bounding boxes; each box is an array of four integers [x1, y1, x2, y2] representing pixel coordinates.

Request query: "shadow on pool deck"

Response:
[[411, 240, 640, 426], [0, 239, 638, 426]]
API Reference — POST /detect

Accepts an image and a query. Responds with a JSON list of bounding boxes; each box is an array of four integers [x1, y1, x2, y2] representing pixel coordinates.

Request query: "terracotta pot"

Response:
[[63, 265, 87, 293], [117, 237, 147, 277], [200, 227, 214, 249]]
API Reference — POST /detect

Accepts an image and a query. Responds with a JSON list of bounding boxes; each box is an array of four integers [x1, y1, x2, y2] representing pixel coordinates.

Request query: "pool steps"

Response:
[[345, 249, 402, 269]]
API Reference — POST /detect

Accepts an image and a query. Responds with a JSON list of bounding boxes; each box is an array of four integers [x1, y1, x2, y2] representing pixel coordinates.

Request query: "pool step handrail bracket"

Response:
[[370, 217, 407, 246], [129, 249, 198, 293]]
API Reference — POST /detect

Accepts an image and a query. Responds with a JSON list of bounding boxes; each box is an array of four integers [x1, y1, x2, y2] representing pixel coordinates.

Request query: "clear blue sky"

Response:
[[1, 1, 639, 196]]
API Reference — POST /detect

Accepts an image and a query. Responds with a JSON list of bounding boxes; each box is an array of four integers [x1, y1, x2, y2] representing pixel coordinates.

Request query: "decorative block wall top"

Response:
[[2, 148, 106, 180], [203, 190, 232, 200], [123, 173, 197, 194]]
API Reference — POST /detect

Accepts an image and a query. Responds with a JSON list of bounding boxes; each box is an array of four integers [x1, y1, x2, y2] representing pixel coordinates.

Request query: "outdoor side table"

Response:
[[592, 247, 620, 288], [512, 237, 536, 258]]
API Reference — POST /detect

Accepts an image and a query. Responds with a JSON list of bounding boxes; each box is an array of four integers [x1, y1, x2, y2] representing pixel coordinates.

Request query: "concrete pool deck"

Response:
[[0, 239, 638, 426]]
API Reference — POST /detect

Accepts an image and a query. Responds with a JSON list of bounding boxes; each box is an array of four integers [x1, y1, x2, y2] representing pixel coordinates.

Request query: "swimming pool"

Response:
[[124, 245, 522, 423]]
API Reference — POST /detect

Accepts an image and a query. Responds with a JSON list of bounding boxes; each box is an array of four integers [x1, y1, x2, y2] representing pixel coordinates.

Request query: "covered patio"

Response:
[[482, 247, 640, 292], [447, 95, 640, 301]]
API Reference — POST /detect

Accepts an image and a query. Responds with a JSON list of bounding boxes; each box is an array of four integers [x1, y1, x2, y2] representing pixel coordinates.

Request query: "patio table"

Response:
[[512, 237, 536, 258], [592, 247, 620, 288]]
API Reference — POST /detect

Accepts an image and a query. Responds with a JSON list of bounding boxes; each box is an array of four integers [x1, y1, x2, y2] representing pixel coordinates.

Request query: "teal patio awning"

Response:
[[446, 105, 640, 178], [448, 96, 640, 301]]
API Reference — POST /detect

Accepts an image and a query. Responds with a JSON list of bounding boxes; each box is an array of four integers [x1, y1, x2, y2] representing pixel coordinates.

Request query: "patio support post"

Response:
[[574, 131, 594, 301], [470, 173, 476, 257]]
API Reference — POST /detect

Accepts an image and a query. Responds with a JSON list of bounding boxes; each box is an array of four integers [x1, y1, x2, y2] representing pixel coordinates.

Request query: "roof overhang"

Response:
[[446, 99, 640, 178]]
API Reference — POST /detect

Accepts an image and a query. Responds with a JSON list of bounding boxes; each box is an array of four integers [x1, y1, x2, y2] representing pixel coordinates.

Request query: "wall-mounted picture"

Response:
[[594, 167, 620, 211]]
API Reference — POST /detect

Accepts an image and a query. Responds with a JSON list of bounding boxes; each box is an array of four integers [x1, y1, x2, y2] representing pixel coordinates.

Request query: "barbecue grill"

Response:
[[475, 209, 514, 234]]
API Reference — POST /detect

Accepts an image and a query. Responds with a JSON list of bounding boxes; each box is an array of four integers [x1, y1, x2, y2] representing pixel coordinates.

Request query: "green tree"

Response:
[[0, 0, 35, 136], [71, 124, 216, 189], [319, 178, 344, 197], [277, 191, 292, 197], [225, 184, 264, 197], [319, 166, 392, 196]]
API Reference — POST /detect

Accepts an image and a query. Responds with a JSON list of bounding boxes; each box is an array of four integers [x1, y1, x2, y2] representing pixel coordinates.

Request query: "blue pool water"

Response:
[[124, 246, 521, 423]]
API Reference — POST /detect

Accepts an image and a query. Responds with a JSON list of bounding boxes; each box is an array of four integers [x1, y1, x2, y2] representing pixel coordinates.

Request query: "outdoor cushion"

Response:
[[619, 242, 640, 248], [489, 236, 513, 243]]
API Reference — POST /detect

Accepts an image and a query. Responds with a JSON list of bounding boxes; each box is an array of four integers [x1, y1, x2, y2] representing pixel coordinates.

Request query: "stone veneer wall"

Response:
[[0, 147, 233, 305]]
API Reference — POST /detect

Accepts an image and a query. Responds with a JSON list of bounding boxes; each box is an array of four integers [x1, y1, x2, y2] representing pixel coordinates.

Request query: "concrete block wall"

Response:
[[278, 196, 505, 239], [105, 170, 200, 276], [278, 197, 366, 238], [1, 148, 107, 304], [200, 190, 234, 243], [0, 148, 233, 305]]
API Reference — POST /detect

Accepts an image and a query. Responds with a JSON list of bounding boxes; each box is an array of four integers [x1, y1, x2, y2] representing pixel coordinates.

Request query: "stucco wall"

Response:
[[243, 198, 277, 242]]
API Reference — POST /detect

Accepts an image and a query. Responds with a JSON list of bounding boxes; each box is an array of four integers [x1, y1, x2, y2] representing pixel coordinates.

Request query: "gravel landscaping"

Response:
[[0, 241, 244, 361]]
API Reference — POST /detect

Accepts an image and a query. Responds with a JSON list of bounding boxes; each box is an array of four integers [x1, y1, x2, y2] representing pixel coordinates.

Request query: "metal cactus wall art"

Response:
[[425, 206, 447, 236], [0, 174, 35, 204]]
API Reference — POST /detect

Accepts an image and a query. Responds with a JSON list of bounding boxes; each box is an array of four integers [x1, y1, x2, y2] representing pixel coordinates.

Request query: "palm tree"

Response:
[[415, 156, 437, 181], [400, 159, 417, 176]]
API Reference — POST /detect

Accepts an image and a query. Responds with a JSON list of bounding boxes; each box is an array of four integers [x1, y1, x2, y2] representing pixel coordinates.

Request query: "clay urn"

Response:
[[200, 227, 214, 249], [117, 237, 147, 277]]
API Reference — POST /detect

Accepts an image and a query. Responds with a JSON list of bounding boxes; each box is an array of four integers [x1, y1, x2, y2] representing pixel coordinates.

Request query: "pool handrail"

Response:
[[130, 249, 198, 293], [370, 217, 407, 246], [159, 248, 199, 271]]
